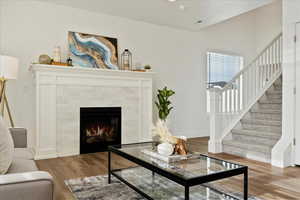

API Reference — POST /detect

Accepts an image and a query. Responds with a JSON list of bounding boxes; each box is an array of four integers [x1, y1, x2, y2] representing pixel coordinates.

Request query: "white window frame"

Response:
[[206, 51, 244, 113]]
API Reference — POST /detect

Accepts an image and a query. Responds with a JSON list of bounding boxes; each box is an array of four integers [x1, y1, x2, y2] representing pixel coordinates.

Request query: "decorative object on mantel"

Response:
[[0, 55, 18, 127], [51, 61, 69, 66], [133, 69, 146, 72], [144, 64, 152, 72], [66, 54, 73, 66], [53, 46, 61, 62], [132, 62, 146, 72], [121, 49, 132, 71], [38, 54, 52, 65], [37, 54, 70, 66], [68, 31, 119, 69]]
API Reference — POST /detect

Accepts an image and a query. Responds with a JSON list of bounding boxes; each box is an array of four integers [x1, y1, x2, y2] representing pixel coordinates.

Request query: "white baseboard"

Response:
[[172, 129, 209, 139]]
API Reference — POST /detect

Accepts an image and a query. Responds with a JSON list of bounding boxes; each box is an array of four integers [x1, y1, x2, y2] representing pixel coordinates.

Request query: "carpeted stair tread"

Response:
[[223, 140, 272, 154], [267, 90, 282, 95], [241, 118, 281, 127], [231, 129, 281, 139], [274, 82, 282, 86], [266, 93, 282, 99], [259, 99, 282, 104], [250, 109, 281, 114]]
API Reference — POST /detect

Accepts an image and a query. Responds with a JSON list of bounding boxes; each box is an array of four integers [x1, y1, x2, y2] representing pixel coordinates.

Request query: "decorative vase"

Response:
[[38, 54, 52, 65], [157, 142, 174, 156]]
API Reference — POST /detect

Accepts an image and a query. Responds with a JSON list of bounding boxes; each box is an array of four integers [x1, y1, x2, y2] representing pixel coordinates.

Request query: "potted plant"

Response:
[[144, 65, 152, 72], [153, 87, 188, 155], [155, 87, 175, 122]]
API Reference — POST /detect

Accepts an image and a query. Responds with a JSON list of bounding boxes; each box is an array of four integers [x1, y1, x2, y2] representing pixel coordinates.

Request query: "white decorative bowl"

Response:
[[157, 143, 174, 156]]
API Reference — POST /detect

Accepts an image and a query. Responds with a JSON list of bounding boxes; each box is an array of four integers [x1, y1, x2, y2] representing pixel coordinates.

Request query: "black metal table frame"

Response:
[[108, 144, 248, 200]]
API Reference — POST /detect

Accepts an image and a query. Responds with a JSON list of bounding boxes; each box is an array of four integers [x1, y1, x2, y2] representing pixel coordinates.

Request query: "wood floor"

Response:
[[36, 137, 300, 200]]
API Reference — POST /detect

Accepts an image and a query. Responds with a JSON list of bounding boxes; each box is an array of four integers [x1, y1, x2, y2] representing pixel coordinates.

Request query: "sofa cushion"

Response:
[[7, 159, 38, 174], [0, 117, 14, 174], [9, 128, 27, 148], [14, 148, 34, 160]]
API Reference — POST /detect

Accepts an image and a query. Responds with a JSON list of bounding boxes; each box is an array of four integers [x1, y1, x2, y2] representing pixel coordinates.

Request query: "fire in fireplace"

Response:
[[80, 107, 121, 154]]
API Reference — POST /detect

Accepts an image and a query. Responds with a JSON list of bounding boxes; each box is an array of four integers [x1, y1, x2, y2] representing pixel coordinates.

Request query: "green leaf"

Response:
[[167, 90, 175, 97], [156, 87, 175, 121]]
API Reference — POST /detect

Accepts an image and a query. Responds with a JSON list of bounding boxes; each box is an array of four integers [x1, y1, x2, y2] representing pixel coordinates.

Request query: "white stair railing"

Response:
[[209, 33, 283, 153]]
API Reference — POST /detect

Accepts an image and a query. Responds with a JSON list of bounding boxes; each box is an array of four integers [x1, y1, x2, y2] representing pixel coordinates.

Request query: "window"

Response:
[[207, 52, 244, 112], [207, 52, 243, 89]]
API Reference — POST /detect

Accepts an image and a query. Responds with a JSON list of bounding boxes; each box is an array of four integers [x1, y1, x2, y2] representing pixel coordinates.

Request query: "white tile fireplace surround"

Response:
[[31, 64, 153, 160]]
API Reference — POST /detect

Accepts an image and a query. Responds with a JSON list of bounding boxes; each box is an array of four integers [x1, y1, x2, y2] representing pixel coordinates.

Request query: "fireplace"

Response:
[[80, 107, 121, 154]]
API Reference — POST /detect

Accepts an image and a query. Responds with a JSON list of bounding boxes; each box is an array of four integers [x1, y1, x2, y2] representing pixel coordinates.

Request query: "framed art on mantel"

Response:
[[68, 31, 119, 69]]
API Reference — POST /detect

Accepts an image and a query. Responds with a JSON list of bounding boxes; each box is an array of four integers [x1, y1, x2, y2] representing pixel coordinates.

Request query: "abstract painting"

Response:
[[68, 31, 119, 69]]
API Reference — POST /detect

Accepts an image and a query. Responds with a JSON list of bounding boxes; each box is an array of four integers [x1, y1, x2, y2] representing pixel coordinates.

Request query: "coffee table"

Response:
[[108, 142, 248, 200]]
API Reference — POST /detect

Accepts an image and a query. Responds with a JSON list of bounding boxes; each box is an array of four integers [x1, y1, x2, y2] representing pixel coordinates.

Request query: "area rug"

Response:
[[65, 168, 259, 200]]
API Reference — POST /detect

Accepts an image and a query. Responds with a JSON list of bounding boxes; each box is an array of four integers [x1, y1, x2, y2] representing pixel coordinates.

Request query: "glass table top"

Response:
[[109, 142, 246, 181]]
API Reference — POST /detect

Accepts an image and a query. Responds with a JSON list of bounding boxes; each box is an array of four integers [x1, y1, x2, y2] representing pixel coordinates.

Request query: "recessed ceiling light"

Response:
[[168, 0, 177, 2], [179, 5, 185, 10]]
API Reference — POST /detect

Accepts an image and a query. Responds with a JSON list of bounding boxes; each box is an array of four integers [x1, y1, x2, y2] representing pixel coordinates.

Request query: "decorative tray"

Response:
[[141, 149, 192, 163]]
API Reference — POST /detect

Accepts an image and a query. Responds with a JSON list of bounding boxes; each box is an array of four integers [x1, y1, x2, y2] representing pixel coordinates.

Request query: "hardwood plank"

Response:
[[35, 137, 300, 200]]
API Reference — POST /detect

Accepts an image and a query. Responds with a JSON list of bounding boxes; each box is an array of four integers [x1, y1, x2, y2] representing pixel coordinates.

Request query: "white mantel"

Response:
[[31, 64, 153, 160]]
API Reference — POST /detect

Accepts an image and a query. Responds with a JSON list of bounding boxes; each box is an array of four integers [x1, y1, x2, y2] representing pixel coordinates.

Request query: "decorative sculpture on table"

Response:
[[152, 87, 188, 156], [68, 31, 118, 69]]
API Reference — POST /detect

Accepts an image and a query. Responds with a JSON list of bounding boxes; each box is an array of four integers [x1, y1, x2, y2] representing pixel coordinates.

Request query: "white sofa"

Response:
[[0, 128, 54, 200]]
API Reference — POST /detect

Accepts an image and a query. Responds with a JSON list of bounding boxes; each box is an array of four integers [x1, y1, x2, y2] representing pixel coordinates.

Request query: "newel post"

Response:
[[208, 88, 223, 153]]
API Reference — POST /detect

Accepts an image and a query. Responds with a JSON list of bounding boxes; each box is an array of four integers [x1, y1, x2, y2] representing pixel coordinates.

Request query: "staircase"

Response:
[[222, 76, 282, 163], [209, 33, 283, 163]]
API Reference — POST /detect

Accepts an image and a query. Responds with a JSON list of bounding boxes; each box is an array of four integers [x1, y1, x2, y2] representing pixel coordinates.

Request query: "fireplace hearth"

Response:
[[80, 107, 121, 154]]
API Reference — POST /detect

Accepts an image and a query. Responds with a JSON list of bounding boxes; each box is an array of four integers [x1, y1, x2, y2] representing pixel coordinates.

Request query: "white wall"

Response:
[[0, 2, 2, 52], [0, 0, 207, 146], [199, 0, 282, 65], [0, 0, 282, 148], [254, 0, 282, 54], [199, 10, 256, 66]]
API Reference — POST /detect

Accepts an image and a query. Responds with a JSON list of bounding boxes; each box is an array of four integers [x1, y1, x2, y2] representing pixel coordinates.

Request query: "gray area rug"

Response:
[[65, 168, 259, 200]]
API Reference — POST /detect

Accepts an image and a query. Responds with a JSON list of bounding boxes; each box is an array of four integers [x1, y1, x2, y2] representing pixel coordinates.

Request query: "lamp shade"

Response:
[[0, 55, 19, 80]]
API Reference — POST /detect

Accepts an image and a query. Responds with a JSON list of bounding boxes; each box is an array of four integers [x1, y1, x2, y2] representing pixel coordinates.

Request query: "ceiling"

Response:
[[9, 0, 276, 31]]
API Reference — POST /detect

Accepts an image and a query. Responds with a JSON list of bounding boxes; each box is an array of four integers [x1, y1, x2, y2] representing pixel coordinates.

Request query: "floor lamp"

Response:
[[0, 55, 18, 127]]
